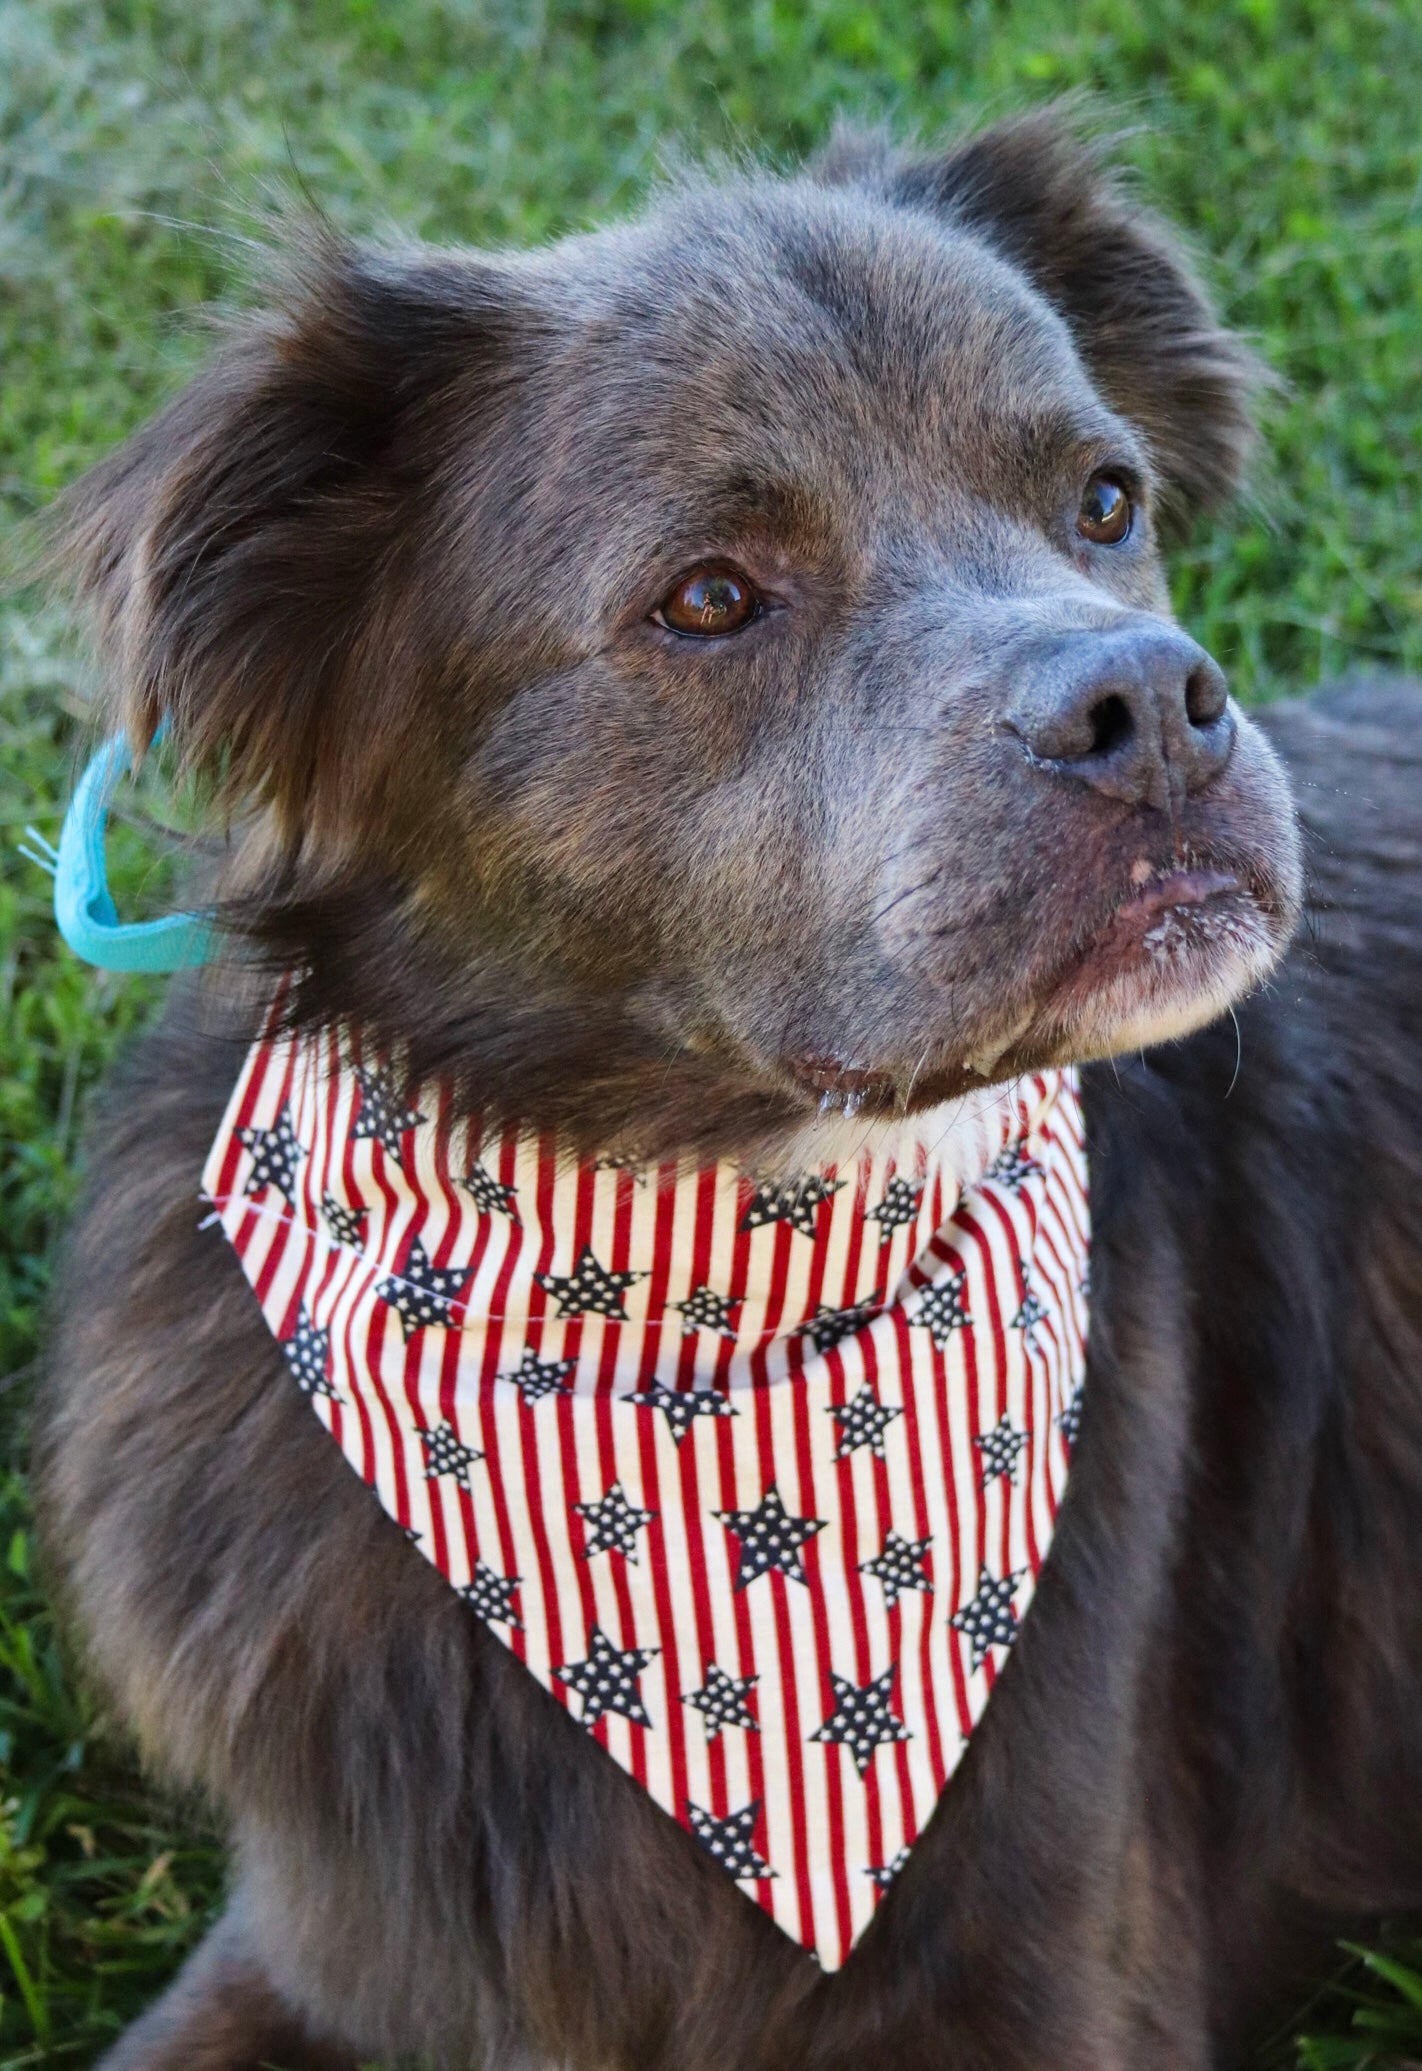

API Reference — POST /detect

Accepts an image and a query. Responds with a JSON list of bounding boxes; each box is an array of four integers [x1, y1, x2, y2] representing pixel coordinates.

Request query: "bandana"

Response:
[[202, 1026, 1088, 1970]]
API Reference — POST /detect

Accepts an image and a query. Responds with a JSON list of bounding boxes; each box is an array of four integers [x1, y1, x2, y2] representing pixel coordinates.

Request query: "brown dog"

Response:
[[36, 107, 1422, 2069]]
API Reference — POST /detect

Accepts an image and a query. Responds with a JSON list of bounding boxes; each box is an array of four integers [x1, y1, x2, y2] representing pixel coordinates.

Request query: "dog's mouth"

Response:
[[778, 852, 1291, 1119], [784, 1055, 900, 1117]]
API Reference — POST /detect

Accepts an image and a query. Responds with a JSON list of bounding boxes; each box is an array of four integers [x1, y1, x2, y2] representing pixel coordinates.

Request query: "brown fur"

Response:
[[34, 107, 1422, 2067]]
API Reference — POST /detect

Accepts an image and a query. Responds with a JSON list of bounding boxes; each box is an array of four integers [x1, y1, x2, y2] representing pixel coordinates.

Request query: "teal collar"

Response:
[[51, 732, 214, 972]]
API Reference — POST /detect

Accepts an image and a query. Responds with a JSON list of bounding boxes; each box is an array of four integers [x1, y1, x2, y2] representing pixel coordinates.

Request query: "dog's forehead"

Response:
[[539, 177, 1112, 499]]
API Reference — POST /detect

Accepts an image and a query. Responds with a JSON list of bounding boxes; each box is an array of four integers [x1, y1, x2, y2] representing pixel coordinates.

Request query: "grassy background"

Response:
[[3, 0, 1421, 2061]]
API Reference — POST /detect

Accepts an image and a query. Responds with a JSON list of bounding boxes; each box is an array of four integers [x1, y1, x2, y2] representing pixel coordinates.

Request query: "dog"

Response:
[[35, 105, 1422, 2069]]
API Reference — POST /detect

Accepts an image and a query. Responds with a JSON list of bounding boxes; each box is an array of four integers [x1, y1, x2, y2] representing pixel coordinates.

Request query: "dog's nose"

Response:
[[1004, 620, 1235, 811]]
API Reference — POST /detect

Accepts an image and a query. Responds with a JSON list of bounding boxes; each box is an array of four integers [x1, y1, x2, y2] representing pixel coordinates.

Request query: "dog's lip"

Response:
[[1024, 860, 1265, 1016], [785, 1054, 897, 1105], [1113, 864, 1245, 923]]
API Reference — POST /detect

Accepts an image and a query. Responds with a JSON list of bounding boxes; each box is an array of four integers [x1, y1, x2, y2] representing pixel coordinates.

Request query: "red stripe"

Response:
[[750, 1209, 821, 1952], [520, 1134, 571, 1697]]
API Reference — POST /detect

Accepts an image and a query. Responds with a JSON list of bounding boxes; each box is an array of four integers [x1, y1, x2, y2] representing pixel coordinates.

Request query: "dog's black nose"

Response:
[[1004, 620, 1235, 811]]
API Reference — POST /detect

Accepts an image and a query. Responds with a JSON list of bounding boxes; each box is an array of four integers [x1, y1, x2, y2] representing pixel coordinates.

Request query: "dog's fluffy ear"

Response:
[[882, 106, 1263, 535], [51, 233, 532, 840]]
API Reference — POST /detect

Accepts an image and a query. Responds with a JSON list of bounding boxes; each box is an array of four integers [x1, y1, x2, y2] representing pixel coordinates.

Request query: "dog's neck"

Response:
[[763, 1086, 1027, 1198]]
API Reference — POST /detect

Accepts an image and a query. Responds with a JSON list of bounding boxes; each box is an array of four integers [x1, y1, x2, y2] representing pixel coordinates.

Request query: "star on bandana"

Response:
[[686, 1799, 774, 1883], [501, 1344, 576, 1402], [534, 1247, 644, 1320], [986, 1142, 1044, 1193], [974, 1413, 1028, 1486], [671, 1284, 742, 1339], [349, 1064, 425, 1162], [865, 1846, 911, 1889], [1057, 1383, 1085, 1449], [684, 1663, 759, 1739], [1011, 1261, 1049, 1342], [910, 1271, 971, 1348], [321, 1192, 368, 1248], [419, 1418, 483, 1489], [574, 1480, 656, 1561], [457, 1561, 521, 1628], [375, 1233, 472, 1340], [715, 1486, 825, 1589], [811, 1667, 911, 1775], [798, 1291, 883, 1356], [593, 1152, 647, 1184], [859, 1529, 933, 1608], [865, 1176, 923, 1231], [950, 1564, 1026, 1670], [460, 1160, 519, 1221], [625, 1381, 737, 1445], [738, 1173, 842, 1237], [236, 1102, 303, 1200], [555, 1625, 657, 1728], [280, 1304, 338, 1401], [829, 1384, 902, 1460]]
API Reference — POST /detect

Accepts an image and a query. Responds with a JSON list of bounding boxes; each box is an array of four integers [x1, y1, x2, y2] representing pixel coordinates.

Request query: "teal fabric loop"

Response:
[[54, 732, 216, 972]]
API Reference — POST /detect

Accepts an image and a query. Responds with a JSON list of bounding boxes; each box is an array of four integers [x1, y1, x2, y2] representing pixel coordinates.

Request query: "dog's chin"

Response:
[[756, 868, 1295, 1153], [994, 869, 1292, 1075]]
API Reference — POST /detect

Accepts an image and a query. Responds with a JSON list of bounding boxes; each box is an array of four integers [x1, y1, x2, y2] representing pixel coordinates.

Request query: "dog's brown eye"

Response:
[[656, 566, 760, 637], [1077, 474, 1133, 545]]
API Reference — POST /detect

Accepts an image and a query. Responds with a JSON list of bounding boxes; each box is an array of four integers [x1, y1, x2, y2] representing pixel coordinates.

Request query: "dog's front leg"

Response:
[[94, 1904, 359, 2071]]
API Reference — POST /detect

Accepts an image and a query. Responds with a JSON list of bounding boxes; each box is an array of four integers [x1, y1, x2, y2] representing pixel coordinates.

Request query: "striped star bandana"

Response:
[[202, 1025, 1088, 1969]]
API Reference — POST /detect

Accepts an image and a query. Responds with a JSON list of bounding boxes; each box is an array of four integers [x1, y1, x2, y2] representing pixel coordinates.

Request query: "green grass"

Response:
[[2, 0, 1420, 2060]]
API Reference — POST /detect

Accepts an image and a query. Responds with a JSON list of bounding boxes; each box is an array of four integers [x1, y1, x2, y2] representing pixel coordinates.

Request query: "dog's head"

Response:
[[57, 106, 1302, 1159]]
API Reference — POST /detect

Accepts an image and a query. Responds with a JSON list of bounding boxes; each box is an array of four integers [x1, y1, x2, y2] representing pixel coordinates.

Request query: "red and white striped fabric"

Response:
[[201, 1026, 1088, 1970]]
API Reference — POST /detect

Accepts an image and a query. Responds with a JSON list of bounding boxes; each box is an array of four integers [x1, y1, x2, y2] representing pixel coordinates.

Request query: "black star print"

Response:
[[686, 1799, 774, 1883], [798, 1291, 883, 1356], [684, 1663, 759, 1739], [859, 1529, 933, 1608], [910, 1272, 971, 1348], [236, 1102, 303, 1201], [974, 1413, 1028, 1486], [715, 1485, 825, 1590], [865, 1846, 911, 1889], [555, 1624, 658, 1727], [593, 1152, 647, 1184], [419, 1418, 483, 1489], [321, 1192, 368, 1249], [349, 1064, 425, 1162], [460, 1160, 519, 1221], [280, 1304, 338, 1400], [865, 1176, 923, 1231], [811, 1667, 911, 1776], [1057, 1384, 1085, 1449], [574, 1480, 656, 1561], [535, 1246, 644, 1320], [986, 1142, 1045, 1193], [950, 1565, 1025, 1670], [739, 1173, 842, 1237], [458, 1560, 521, 1628], [829, 1384, 902, 1460], [501, 1344, 576, 1402], [626, 1381, 736, 1445], [671, 1284, 742, 1339], [375, 1232, 473, 1340], [1011, 1261, 1049, 1342]]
